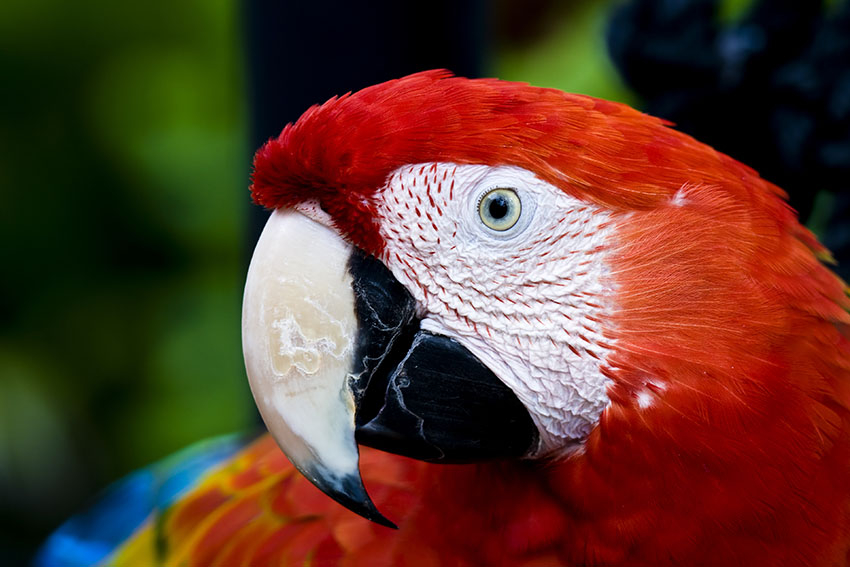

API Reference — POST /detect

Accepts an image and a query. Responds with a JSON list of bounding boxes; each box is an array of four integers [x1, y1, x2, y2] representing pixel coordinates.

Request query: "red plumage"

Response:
[[252, 70, 727, 254], [247, 71, 850, 565]]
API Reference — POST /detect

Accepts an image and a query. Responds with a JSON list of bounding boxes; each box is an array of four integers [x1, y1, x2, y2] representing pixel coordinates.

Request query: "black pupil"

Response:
[[488, 195, 510, 219]]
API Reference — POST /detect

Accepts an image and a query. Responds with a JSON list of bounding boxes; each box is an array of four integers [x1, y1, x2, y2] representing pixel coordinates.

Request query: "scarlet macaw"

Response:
[[39, 71, 850, 566]]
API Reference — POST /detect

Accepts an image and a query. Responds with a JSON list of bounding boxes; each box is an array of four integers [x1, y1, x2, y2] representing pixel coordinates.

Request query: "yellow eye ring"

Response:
[[478, 188, 521, 231]]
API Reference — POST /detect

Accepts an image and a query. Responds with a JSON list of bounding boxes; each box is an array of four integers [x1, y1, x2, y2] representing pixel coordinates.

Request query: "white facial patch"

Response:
[[375, 163, 616, 455], [636, 390, 654, 409]]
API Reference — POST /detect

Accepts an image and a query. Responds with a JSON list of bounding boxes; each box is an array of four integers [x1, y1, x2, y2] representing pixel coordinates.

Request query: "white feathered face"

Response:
[[374, 163, 617, 452], [243, 162, 620, 525]]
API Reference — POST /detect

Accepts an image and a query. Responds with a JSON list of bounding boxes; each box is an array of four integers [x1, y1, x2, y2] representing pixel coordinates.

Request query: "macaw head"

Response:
[[242, 71, 849, 527]]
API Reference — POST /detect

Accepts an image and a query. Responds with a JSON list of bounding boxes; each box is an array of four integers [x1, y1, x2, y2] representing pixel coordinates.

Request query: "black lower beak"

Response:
[[347, 249, 538, 463]]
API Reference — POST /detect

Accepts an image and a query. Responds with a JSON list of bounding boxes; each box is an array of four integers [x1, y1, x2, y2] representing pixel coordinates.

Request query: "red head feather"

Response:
[[251, 70, 761, 254]]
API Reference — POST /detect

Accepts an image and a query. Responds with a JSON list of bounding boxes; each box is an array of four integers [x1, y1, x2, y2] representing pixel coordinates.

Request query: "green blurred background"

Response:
[[0, 0, 252, 559], [3, 0, 782, 562]]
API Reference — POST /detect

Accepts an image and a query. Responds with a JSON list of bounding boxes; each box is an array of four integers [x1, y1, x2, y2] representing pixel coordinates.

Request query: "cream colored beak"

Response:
[[242, 209, 391, 525]]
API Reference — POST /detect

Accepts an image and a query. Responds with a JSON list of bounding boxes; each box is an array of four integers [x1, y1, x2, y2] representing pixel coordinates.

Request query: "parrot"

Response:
[[37, 70, 850, 567]]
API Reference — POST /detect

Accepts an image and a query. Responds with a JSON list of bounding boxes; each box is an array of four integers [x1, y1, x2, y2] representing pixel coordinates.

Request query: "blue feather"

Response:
[[34, 434, 248, 567]]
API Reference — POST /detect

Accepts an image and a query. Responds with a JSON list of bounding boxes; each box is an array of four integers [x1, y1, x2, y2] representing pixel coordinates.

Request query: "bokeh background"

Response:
[[2, 0, 847, 564]]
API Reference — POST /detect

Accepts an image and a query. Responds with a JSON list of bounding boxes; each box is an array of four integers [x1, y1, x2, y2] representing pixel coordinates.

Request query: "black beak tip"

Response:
[[303, 464, 397, 529]]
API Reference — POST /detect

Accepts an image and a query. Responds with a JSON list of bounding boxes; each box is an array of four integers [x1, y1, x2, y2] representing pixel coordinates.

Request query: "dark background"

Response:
[[2, 0, 846, 564]]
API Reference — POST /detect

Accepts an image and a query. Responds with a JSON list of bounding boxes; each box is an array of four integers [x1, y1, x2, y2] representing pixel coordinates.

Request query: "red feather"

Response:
[[246, 72, 850, 565]]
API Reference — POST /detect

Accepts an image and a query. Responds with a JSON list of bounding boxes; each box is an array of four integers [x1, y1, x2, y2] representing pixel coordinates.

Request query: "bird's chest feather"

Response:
[[378, 399, 850, 567]]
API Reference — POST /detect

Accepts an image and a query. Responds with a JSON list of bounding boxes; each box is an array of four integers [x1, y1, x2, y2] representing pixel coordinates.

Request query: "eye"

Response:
[[478, 188, 522, 231]]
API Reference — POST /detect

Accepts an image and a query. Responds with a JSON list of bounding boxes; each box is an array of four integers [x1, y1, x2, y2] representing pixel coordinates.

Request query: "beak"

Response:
[[242, 210, 537, 527]]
